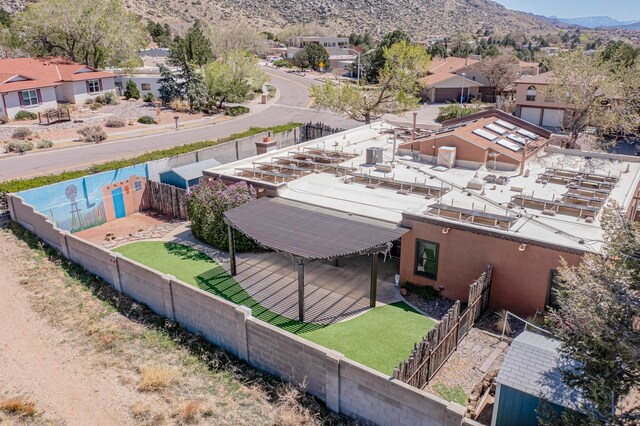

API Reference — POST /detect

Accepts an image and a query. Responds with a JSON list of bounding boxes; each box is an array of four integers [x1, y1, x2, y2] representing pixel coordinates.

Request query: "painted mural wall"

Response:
[[18, 164, 150, 232]]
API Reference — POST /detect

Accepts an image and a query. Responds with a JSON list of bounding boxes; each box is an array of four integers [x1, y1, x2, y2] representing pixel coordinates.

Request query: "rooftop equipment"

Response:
[[437, 146, 457, 169], [366, 147, 384, 165]]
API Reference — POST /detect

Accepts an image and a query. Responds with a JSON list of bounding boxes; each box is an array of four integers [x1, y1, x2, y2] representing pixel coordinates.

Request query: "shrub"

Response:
[[0, 115, 7, 124], [90, 102, 103, 110], [273, 59, 290, 68], [435, 103, 482, 123], [103, 91, 118, 105], [104, 117, 126, 128], [225, 106, 250, 117], [187, 179, 259, 251], [5, 140, 34, 153], [13, 110, 37, 121], [94, 95, 104, 104], [78, 125, 107, 143], [495, 309, 512, 336], [170, 98, 189, 112], [0, 397, 36, 416], [84, 97, 94, 105], [36, 139, 53, 149], [137, 365, 176, 392], [143, 92, 155, 103], [137, 115, 156, 124], [11, 127, 32, 140], [124, 79, 141, 100]]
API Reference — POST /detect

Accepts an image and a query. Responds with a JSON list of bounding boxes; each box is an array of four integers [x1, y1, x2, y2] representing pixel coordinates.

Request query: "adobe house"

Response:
[[203, 110, 640, 316], [101, 175, 150, 222]]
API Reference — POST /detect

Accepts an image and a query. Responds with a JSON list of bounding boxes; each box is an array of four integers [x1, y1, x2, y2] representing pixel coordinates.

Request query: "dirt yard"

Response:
[[0, 223, 350, 425]]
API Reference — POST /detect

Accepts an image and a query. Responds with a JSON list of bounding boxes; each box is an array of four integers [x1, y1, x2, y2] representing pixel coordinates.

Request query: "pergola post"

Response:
[[228, 224, 237, 276], [297, 258, 305, 321], [370, 253, 378, 308]]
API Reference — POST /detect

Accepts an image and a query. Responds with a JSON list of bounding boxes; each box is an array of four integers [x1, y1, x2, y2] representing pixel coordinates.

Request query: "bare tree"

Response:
[[473, 54, 518, 102]]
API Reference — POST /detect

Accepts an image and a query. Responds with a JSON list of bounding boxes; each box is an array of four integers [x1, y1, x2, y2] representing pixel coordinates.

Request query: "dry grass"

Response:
[[138, 365, 177, 392], [179, 400, 200, 423], [0, 397, 37, 417]]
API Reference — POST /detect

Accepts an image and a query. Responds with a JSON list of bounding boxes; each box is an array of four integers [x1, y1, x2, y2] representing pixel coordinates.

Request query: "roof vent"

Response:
[[365, 147, 384, 165]]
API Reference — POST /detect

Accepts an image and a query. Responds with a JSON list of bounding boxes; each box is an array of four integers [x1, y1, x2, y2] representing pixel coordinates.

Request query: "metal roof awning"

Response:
[[224, 197, 409, 260]]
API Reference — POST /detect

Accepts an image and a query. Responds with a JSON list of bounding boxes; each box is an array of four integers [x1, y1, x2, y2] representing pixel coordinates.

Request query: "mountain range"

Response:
[[550, 15, 640, 29]]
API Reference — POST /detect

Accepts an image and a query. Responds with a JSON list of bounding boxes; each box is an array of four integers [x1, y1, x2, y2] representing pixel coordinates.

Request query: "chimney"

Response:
[[256, 130, 277, 155]]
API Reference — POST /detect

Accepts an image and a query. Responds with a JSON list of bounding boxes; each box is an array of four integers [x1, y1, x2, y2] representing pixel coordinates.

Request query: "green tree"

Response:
[[157, 65, 180, 104], [598, 41, 640, 69], [168, 20, 213, 67], [301, 43, 329, 71], [310, 40, 429, 124], [178, 61, 206, 111], [364, 29, 411, 83], [428, 43, 448, 59], [547, 204, 640, 424], [11, 0, 146, 67], [204, 51, 267, 108], [123, 79, 140, 100], [293, 49, 311, 71], [147, 21, 172, 47]]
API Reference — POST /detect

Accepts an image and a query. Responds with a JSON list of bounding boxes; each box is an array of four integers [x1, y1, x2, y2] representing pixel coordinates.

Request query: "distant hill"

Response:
[[0, 0, 557, 38], [550, 16, 640, 29]]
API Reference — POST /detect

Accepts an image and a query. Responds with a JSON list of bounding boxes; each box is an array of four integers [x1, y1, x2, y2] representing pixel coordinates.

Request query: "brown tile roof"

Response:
[[422, 56, 481, 86], [515, 71, 554, 85], [0, 79, 60, 94]]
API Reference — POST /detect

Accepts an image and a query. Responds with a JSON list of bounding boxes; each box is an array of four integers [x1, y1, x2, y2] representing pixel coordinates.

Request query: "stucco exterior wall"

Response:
[[71, 78, 116, 104], [399, 216, 584, 316], [115, 75, 161, 98], [2, 86, 58, 119]]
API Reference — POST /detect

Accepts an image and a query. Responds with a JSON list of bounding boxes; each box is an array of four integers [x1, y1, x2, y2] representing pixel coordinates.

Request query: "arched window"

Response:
[[526, 85, 537, 101]]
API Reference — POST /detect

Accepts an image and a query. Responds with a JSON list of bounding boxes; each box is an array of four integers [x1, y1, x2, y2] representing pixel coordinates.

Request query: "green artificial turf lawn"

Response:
[[114, 241, 434, 374]]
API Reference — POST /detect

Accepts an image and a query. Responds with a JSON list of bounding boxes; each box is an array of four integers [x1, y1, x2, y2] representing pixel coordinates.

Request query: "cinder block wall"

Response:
[[7, 193, 467, 426]]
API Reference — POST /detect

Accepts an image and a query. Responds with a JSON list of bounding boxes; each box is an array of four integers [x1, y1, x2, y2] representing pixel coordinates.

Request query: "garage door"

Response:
[[542, 109, 564, 128], [434, 88, 464, 103], [520, 107, 542, 125]]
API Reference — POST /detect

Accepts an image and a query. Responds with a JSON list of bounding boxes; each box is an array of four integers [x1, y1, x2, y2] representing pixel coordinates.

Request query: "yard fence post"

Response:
[[109, 252, 124, 293], [161, 274, 176, 321], [234, 305, 251, 362]]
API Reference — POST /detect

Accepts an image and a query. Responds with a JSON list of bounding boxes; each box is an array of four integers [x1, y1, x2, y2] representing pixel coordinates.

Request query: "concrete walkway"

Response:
[[164, 224, 401, 324]]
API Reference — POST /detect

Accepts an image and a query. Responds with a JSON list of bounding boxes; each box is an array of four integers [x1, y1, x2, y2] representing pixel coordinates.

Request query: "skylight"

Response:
[[497, 139, 523, 152], [485, 123, 509, 135], [507, 134, 527, 145], [516, 129, 539, 140], [495, 119, 516, 130], [473, 129, 498, 141]]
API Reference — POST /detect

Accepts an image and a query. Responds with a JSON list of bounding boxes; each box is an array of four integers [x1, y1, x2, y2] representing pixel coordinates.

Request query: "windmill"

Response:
[[65, 184, 83, 231]]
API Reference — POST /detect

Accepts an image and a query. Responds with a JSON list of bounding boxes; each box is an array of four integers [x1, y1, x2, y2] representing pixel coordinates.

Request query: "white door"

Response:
[[542, 109, 564, 128], [520, 107, 542, 125]]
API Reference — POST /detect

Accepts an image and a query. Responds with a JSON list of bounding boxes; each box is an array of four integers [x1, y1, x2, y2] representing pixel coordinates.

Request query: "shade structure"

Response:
[[224, 197, 409, 261]]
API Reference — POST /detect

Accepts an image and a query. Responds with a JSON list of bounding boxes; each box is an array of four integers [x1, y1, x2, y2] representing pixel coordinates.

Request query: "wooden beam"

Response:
[[370, 253, 378, 308], [228, 225, 237, 276], [297, 258, 305, 321]]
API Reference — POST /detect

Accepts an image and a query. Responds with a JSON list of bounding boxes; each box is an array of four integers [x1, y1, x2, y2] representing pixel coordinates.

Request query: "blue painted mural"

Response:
[[18, 164, 149, 232]]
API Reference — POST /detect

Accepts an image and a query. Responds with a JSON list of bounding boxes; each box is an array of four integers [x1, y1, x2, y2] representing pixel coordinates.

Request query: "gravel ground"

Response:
[[403, 289, 456, 320]]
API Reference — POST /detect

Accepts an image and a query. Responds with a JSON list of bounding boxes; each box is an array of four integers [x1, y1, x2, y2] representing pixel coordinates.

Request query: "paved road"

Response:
[[0, 68, 357, 181]]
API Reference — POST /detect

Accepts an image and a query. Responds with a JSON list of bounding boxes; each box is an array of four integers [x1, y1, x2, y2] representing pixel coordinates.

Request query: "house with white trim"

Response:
[[0, 57, 116, 120]]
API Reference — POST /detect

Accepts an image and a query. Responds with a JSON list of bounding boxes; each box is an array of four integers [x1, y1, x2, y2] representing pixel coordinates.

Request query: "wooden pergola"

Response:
[[224, 197, 408, 321]]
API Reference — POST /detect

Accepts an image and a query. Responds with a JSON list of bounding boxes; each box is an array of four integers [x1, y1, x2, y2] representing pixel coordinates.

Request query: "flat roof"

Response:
[[224, 197, 408, 260], [204, 120, 640, 254]]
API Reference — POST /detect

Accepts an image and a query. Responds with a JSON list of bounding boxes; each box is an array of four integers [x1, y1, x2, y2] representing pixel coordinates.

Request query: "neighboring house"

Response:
[[159, 158, 221, 191], [493, 331, 588, 426], [0, 57, 116, 120], [420, 56, 482, 103], [138, 48, 170, 68], [112, 67, 168, 99], [203, 110, 640, 316], [514, 72, 568, 129], [286, 36, 350, 58]]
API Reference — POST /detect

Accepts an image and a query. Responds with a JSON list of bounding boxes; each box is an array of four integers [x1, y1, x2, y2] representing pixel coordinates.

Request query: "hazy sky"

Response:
[[493, 0, 640, 21]]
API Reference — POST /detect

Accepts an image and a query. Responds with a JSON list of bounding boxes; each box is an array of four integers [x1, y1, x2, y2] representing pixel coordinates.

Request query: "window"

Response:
[[87, 79, 100, 93], [134, 181, 142, 191], [415, 239, 439, 279], [21, 89, 38, 106], [526, 85, 537, 101], [141, 83, 151, 91]]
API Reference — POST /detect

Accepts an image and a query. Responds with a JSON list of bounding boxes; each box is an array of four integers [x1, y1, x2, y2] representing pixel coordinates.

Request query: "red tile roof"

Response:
[[0, 57, 114, 93], [421, 56, 480, 87], [0, 79, 61, 94]]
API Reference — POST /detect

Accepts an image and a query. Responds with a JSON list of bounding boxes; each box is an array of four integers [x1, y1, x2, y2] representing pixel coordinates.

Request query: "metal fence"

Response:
[[148, 180, 188, 220], [393, 265, 492, 389], [303, 122, 345, 142]]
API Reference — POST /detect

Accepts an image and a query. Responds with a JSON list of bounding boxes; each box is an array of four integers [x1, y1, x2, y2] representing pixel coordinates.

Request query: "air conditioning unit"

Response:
[[366, 147, 384, 165], [437, 146, 456, 169]]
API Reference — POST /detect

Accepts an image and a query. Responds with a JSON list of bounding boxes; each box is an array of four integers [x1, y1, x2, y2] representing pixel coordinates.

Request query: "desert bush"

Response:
[[78, 125, 107, 143], [138, 365, 176, 392], [11, 127, 32, 140], [36, 139, 53, 149], [103, 91, 117, 105], [0, 397, 36, 417], [90, 102, 103, 110], [95, 95, 104, 104], [225, 106, 250, 117], [143, 92, 155, 103], [495, 309, 512, 336], [105, 117, 126, 128], [170, 98, 189, 112], [0, 115, 7, 124], [124, 79, 141, 100], [137, 115, 156, 124], [187, 179, 259, 251], [273, 59, 290, 68], [84, 97, 94, 105], [13, 110, 37, 121], [435, 102, 482, 123], [5, 140, 34, 153]]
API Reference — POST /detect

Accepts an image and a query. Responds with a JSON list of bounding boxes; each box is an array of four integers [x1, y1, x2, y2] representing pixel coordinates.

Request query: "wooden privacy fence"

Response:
[[393, 265, 493, 390], [148, 180, 188, 219], [303, 122, 345, 141]]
